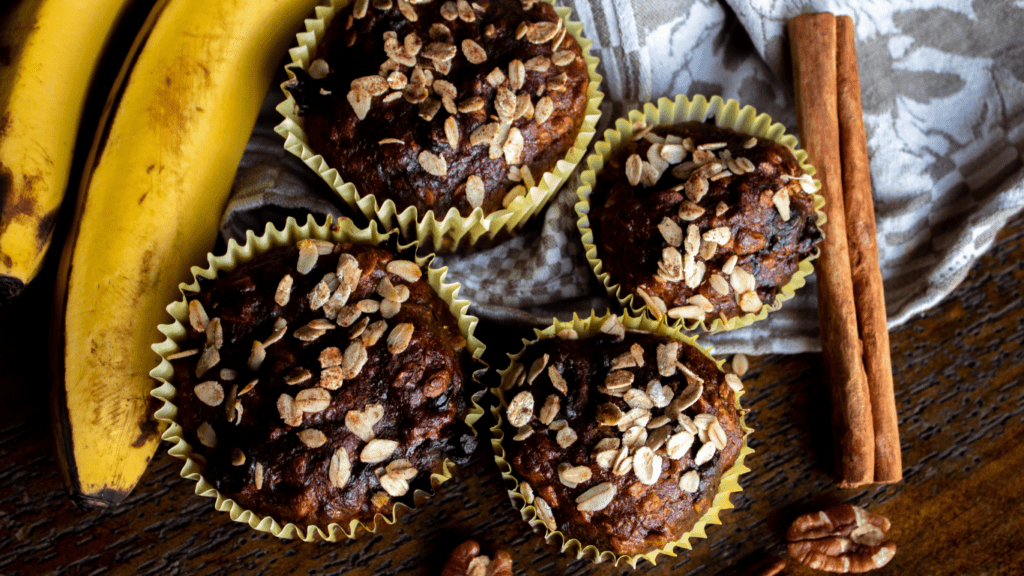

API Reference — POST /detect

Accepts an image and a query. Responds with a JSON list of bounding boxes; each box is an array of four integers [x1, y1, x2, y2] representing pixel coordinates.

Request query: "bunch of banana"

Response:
[[0, 0, 137, 304], [50, 0, 319, 506]]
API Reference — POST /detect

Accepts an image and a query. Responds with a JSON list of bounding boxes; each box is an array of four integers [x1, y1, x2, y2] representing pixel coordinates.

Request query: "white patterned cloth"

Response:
[[222, 0, 1024, 354]]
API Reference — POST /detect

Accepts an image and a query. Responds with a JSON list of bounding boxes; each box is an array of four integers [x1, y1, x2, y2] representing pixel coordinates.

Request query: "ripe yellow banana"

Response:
[[0, 0, 137, 304], [51, 0, 320, 507]]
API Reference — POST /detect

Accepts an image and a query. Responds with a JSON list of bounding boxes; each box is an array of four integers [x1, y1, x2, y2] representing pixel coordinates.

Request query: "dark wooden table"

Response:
[[2, 212, 1023, 576]]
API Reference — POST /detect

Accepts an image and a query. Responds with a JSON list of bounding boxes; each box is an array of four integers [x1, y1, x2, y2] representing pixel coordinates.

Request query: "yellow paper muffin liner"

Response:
[[150, 215, 487, 542], [274, 0, 604, 253], [488, 311, 754, 567], [575, 95, 827, 332]]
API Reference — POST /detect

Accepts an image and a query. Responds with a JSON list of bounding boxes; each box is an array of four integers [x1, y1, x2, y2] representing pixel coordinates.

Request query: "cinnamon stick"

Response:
[[788, 13, 875, 487], [836, 16, 902, 483]]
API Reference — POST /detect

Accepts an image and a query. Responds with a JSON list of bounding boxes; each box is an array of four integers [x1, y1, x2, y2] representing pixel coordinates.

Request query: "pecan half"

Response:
[[440, 540, 513, 576], [786, 504, 896, 573]]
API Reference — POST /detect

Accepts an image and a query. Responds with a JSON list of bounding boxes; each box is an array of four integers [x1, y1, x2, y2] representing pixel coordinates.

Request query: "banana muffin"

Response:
[[168, 240, 476, 527], [499, 325, 745, 555], [287, 0, 591, 216], [589, 121, 822, 324]]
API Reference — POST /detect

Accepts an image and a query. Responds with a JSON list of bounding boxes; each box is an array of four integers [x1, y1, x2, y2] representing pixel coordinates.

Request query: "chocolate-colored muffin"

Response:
[[589, 121, 822, 324], [500, 327, 744, 555], [169, 241, 476, 527], [289, 0, 590, 216]]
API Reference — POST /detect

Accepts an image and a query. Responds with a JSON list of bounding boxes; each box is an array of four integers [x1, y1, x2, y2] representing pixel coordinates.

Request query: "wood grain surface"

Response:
[[1, 213, 1023, 575]]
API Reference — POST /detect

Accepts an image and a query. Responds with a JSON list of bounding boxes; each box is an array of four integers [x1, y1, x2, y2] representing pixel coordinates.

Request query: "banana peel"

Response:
[[0, 0, 138, 305], [50, 0, 322, 507]]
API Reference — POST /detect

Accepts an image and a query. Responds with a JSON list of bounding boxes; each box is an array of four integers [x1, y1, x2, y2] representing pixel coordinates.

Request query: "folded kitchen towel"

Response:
[[221, 0, 1024, 354]]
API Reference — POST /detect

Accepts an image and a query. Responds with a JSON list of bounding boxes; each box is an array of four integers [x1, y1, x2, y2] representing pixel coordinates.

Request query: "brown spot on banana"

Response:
[[0, 192, 36, 222], [0, 162, 39, 237], [36, 207, 59, 247], [78, 487, 133, 509], [0, 164, 35, 218], [132, 397, 161, 448]]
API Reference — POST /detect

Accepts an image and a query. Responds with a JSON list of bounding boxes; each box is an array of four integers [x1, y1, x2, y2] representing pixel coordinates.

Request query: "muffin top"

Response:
[[589, 121, 822, 325], [500, 320, 745, 555], [289, 0, 590, 216], [169, 241, 475, 527]]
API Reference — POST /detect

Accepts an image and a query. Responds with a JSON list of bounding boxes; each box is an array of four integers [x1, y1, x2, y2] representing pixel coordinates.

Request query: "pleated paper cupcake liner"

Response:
[[151, 215, 486, 541], [575, 95, 826, 332], [275, 0, 603, 253], [489, 310, 753, 567]]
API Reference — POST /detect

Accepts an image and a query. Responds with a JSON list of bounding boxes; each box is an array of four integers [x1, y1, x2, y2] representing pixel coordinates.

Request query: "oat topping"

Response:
[[385, 260, 421, 283], [205, 318, 223, 350], [576, 482, 615, 512], [167, 349, 200, 360], [558, 463, 591, 487], [725, 373, 743, 392], [738, 290, 763, 313], [505, 332, 738, 523], [387, 322, 415, 354], [657, 217, 683, 247], [526, 20, 560, 44], [721, 254, 738, 275], [605, 370, 634, 391], [298, 428, 328, 448], [196, 421, 217, 448], [361, 438, 399, 463], [276, 393, 301, 427], [547, 366, 567, 394], [348, 317, 369, 339], [625, 153, 643, 186], [503, 127, 524, 164], [455, 0, 475, 22], [507, 391, 534, 428], [599, 315, 626, 339], [380, 459, 417, 496], [439, 1, 457, 20], [295, 388, 332, 413], [461, 38, 487, 64], [417, 150, 448, 177], [555, 425, 577, 448], [329, 447, 352, 488], [465, 175, 485, 208], [693, 441, 716, 466], [702, 226, 731, 245], [379, 298, 401, 318], [773, 187, 791, 221], [527, 353, 549, 384], [533, 96, 553, 124], [254, 462, 264, 490], [285, 367, 312, 385], [700, 235, 720, 259], [665, 430, 695, 460], [320, 366, 344, 390], [346, 403, 383, 442], [195, 381, 224, 407], [636, 287, 666, 320], [678, 470, 699, 493], [195, 345, 219, 378], [534, 497, 556, 530]]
